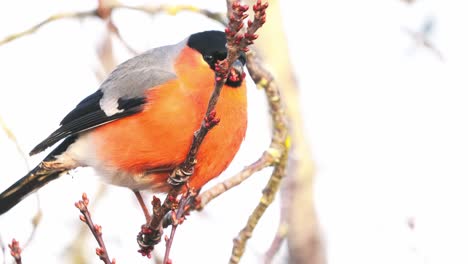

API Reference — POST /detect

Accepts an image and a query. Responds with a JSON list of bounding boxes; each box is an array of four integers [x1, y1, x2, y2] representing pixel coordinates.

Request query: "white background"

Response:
[[1, 0, 468, 263]]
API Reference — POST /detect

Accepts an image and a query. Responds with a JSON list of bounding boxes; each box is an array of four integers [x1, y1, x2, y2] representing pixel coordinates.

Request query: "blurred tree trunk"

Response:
[[246, 1, 326, 263]]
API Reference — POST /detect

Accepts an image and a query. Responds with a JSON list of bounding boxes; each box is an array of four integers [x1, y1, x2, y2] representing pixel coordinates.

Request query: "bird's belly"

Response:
[[72, 83, 247, 192]]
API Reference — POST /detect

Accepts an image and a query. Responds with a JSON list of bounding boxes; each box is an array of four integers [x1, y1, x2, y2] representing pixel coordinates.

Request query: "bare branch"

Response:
[[264, 223, 288, 264], [8, 239, 22, 264], [228, 42, 290, 264], [75, 193, 115, 264], [137, 0, 268, 256], [197, 151, 272, 209], [0, 115, 43, 252], [162, 189, 198, 264], [0, 11, 95, 46], [0, 5, 224, 47]]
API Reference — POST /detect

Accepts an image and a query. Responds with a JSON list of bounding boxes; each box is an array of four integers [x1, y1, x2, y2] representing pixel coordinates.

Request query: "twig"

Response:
[[75, 193, 115, 264], [0, 11, 95, 46], [0, 116, 30, 170], [264, 222, 288, 264], [162, 189, 198, 264], [115, 4, 226, 25], [228, 37, 290, 264], [8, 239, 21, 264], [197, 151, 272, 209], [0, 5, 224, 47], [137, 0, 266, 256], [0, 115, 43, 252], [67, 184, 108, 263], [230, 152, 288, 264]]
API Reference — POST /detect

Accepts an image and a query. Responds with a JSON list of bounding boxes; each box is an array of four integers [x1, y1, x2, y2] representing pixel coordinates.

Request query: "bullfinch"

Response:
[[0, 30, 247, 214]]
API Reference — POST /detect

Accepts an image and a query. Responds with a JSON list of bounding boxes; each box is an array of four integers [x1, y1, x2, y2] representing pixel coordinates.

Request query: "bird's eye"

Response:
[[238, 53, 247, 65], [204, 55, 214, 62]]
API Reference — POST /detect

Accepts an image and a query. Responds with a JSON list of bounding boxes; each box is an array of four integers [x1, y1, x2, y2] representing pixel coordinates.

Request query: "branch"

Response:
[[0, 11, 95, 46], [8, 239, 21, 264], [137, 0, 268, 257], [75, 193, 115, 264], [197, 151, 272, 209], [228, 39, 290, 264], [162, 189, 198, 264], [246, 0, 324, 262], [115, 4, 226, 25], [0, 115, 43, 253], [264, 222, 288, 264], [0, 5, 224, 47]]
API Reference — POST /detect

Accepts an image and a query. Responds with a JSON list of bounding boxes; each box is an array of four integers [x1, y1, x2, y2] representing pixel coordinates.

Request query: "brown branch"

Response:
[[75, 193, 115, 264], [162, 189, 198, 264], [231, 150, 288, 264], [8, 239, 21, 264], [228, 41, 289, 264], [0, 5, 224, 47], [264, 222, 287, 264], [137, 0, 268, 257], [246, 0, 324, 262], [197, 151, 272, 209], [116, 4, 226, 25], [67, 184, 108, 263], [0, 11, 95, 46]]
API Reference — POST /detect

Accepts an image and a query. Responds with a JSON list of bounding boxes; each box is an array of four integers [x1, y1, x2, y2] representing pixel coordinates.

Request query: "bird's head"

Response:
[[187, 30, 246, 88]]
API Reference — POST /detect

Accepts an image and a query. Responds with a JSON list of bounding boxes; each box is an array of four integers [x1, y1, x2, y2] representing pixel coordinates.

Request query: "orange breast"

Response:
[[91, 46, 247, 191]]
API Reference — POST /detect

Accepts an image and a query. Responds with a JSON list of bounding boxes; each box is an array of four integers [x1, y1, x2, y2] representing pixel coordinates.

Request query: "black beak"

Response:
[[231, 59, 244, 76], [226, 59, 245, 87]]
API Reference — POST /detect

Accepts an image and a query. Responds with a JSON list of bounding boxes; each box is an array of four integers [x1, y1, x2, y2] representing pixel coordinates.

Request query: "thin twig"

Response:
[[0, 115, 42, 251], [264, 222, 288, 264], [0, 11, 95, 46], [75, 193, 115, 264], [228, 41, 289, 264], [67, 184, 108, 263], [0, 116, 29, 170], [230, 152, 288, 264], [197, 152, 272, 209], [162, 189, 198, 264], [0, 5, 224, 47], [115, 4, 226, 24], [137, 0, 266, 255], [8, 239, 21, 264]]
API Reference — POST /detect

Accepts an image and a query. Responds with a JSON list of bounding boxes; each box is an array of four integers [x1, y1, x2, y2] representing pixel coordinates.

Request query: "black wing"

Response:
[[30, 90, 146, 155]]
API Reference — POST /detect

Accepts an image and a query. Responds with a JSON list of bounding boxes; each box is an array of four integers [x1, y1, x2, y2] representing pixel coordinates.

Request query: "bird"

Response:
[[0, 30, 247, 215]]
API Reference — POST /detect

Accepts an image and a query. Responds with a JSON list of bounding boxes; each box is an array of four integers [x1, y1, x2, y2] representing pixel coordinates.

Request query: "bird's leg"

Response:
[[133, 191, 151, 223]]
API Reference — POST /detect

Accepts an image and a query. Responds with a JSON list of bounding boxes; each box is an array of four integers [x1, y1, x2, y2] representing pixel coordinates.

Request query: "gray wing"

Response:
[[30, 40, 187, 155]]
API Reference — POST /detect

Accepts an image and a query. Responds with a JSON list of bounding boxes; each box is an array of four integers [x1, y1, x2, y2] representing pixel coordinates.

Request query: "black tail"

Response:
[[0, 165, 64, 214], [0, 135, 77, 215]]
